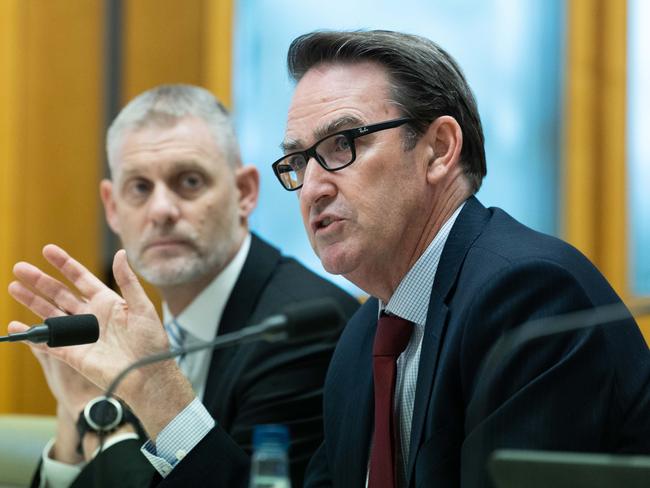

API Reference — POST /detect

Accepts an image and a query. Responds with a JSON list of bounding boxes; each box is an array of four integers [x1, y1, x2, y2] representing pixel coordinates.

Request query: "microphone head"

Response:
[[282, 298, 347, 342], [43, 314, 100, 347]]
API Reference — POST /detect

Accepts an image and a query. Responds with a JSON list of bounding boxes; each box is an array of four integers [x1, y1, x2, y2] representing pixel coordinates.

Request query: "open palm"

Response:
[[8, 244, 170, 398]]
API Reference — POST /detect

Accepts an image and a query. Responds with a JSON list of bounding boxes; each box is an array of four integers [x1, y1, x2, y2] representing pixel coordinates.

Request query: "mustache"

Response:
[[139, 230, 199, 250], [310, 198, 350, 219]]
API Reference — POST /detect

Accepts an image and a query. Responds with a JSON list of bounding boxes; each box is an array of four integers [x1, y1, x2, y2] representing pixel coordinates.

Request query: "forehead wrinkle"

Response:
[[281, 114, 364, 153]]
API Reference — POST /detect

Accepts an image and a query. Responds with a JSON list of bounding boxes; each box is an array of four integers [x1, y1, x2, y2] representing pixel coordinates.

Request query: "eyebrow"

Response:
[[280, 115, 364, 153], [117, 160, 206, 181]]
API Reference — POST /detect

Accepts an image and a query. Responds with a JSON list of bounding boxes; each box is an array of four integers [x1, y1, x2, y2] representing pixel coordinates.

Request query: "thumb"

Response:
[[112, 250, 155, 316]]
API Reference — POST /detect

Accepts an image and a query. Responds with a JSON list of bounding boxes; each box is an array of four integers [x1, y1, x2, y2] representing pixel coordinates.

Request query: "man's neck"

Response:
[[351, 182, 471, 303], [160, 269, 222, 317]]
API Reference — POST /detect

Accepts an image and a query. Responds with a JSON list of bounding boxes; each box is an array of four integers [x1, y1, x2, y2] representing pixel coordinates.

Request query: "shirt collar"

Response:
[[381, 202, 465, 326], [162, 233, 251, 342]]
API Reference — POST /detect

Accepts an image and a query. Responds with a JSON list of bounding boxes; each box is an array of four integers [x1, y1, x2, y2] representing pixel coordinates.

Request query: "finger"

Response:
[[112, 249, 155, 316], [8, 280, 68, 319], [12, 261, 84, 315], [6, 321, 50, 354], [7, 320, 29, 334], [42, 244, 110, 299]]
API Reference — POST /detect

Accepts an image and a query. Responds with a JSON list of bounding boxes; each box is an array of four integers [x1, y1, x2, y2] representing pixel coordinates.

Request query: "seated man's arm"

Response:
[[457, 260, 650, 488], [9, 247, 199, 486], [158, 332, 339, 487]]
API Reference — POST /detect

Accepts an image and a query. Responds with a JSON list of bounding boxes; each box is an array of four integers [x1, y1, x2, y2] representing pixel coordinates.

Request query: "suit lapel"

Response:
[[203, 234, 281, 405], [332, 301, 377, 487], [405, 197, 491, 485]]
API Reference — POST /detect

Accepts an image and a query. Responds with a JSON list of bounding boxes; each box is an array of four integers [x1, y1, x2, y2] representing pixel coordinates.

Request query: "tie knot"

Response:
[[165, 319, 186, 350], [373, 313, 413, 357]]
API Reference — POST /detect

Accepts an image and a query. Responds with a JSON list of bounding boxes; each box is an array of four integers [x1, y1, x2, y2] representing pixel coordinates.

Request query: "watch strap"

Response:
[[76, 396, 138, 455]]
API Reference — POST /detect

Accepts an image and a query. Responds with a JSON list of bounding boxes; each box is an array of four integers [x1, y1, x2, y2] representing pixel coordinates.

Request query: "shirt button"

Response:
[[161, 466, 170, 475], [175, 449, 187, 460]]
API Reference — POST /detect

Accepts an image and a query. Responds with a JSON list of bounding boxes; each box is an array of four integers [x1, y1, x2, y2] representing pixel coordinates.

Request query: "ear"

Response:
[[235, 165, 259, 220], [422, 115, 463, 185], [99, 179, 121, 234]]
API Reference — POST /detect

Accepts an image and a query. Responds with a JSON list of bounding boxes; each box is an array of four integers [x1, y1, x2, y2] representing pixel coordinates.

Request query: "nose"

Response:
[[147, 184, 181, 226], [299, 156, 337, 208]]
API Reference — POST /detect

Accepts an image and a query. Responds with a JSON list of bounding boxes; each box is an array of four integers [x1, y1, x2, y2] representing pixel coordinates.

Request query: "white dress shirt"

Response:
[[39, 235, 251, 487]]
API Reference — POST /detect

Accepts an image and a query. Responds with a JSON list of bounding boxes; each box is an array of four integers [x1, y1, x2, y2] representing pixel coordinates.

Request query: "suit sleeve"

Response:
[[457, 260, 650, 488], [303, 441, 333, 488], [160, 336, 338, 487], [70, 440, 156, 488]]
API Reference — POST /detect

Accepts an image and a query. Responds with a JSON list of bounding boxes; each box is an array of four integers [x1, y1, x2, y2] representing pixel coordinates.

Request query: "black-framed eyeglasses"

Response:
[[271, 117, 413, 191]]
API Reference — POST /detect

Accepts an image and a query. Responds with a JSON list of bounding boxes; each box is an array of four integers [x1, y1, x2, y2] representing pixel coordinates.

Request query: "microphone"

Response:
[[0, 314, 99, 347]]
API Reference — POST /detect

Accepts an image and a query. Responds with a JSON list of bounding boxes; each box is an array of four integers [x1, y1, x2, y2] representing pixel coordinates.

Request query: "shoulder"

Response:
[[254, 235, 359, 309], [453, 204, 616, 306], [246, 233, 360, 324]]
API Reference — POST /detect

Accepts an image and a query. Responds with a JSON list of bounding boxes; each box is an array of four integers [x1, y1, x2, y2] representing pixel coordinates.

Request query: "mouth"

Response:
[[312, 215, 343, 235], [143, 238, 193, 252]]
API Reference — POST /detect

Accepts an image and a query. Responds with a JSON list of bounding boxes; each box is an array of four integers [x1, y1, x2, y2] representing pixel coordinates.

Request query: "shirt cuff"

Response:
[[140, 397, 215, 478], [40, 438, 84, 488]]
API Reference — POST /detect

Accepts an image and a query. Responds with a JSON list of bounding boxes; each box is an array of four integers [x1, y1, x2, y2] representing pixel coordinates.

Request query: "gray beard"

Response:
[[126, 241, 233, 288], [135, 254, 211, 287]]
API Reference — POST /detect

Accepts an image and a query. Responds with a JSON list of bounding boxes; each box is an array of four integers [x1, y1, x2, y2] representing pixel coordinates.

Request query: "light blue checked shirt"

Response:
[[379, 201, 465, 486]]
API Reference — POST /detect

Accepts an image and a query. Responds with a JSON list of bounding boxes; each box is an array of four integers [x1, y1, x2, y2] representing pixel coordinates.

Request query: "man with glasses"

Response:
[[268, 29, 650, 488], [8, 31, 650, 488]]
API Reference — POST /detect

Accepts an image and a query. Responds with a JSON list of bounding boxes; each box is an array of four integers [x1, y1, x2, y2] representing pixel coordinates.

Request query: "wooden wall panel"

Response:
[[564, 0, 627, 292], [122, 0, 204, 101], [564, 0, 648, 341], [203, 0, 234, 107], [0, 0, 104, 414], [122, 0, 232, 104], [0, 0, 24, 415]]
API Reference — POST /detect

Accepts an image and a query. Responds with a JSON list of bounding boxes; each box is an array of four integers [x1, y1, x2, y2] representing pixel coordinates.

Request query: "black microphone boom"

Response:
[[103, 298, 346, 401], [0, 314, 99, 347], [480, 299, 650, 376]]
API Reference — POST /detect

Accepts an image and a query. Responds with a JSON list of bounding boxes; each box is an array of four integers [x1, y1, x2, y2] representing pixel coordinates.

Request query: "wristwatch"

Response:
[[76, 396, 137, 454]]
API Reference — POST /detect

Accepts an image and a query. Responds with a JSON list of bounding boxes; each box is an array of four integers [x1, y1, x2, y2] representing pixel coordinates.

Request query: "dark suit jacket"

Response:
[[59, 233, 359, 488], [304, 197, 650, 487]]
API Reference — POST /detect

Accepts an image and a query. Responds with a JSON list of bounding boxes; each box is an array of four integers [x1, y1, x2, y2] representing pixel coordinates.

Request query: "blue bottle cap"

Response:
[[253, 424, 289, 450]]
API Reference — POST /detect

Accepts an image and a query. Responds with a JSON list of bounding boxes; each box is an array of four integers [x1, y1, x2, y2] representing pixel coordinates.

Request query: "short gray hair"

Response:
[[106, 84, 241, 175], [287, 30, 486, 192]]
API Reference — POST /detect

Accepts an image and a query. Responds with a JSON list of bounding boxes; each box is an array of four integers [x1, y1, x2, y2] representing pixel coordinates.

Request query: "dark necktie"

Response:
[[368, 313, 413, 488]]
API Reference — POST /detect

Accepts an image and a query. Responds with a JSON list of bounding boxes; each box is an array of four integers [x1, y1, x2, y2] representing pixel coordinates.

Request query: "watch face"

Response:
[[86, 397, 122, 431]]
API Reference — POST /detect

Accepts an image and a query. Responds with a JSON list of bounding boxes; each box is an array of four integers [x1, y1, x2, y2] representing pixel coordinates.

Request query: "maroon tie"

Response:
[[368, 313, 413, 488]]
